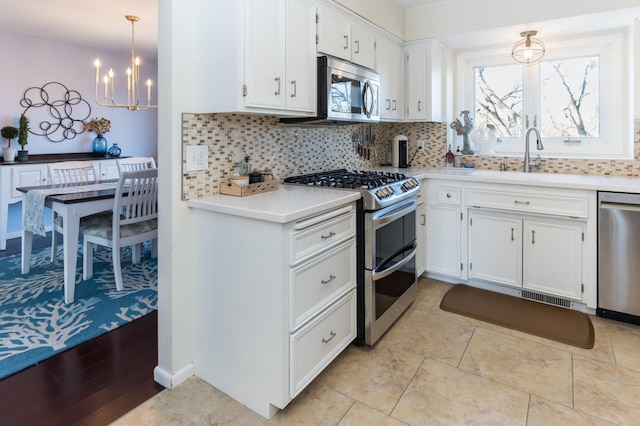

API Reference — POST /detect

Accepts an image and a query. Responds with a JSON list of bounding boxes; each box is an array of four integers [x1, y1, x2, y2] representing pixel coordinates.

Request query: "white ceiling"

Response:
[[0, 1, 636, 55], [393, 0, 443, 7], [0, 0, 158, 57]]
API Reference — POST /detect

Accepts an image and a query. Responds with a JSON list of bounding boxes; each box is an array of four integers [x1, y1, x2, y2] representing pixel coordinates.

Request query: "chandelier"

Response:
[[512, 31, 545, 65], [93, 15, 157, 110]]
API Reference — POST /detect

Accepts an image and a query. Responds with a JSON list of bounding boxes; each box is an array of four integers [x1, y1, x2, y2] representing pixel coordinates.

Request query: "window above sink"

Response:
[[455, 28, 632, 160]]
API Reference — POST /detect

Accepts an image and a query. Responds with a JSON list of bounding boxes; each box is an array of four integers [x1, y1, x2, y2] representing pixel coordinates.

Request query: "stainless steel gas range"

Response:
[[284, 169, 420, 346]]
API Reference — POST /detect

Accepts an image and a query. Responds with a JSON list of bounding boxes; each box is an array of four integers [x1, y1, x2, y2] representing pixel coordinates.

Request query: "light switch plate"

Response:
[[185, 145, 209, 171]]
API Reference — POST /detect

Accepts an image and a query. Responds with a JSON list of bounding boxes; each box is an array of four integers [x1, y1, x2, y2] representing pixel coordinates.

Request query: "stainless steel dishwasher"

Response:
[[598, 191, 640, 324]]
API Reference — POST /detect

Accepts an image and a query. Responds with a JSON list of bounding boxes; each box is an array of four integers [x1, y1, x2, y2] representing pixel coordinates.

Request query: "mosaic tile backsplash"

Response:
[[182, 114, 640, 200]]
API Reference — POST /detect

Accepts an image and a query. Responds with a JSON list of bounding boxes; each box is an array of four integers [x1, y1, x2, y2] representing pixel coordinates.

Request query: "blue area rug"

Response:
[[0, 243, 157, 380]]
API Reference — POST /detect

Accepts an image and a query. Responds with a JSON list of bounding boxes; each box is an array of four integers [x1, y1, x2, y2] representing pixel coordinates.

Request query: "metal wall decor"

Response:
[[20, 81, 92, 143]]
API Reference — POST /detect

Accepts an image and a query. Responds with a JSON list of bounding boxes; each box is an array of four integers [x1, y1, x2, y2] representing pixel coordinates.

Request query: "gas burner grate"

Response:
[[283, 169, 407, 190]]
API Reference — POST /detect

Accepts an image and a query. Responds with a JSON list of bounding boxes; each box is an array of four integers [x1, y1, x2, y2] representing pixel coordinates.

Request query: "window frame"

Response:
[[455, 30, 632, 160]]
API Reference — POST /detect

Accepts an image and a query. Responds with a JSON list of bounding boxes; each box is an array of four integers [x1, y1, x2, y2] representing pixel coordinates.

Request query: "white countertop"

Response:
[[404, 167, 640, 193], [187, 185, 361, 223]]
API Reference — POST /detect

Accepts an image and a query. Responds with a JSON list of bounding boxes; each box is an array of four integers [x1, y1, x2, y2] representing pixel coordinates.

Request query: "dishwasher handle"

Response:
[[600, 202, 640, 213]]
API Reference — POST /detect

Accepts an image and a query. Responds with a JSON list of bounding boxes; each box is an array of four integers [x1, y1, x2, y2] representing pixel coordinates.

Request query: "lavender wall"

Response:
[[0, 32, 158, 158], [0, 32, 158, 236]]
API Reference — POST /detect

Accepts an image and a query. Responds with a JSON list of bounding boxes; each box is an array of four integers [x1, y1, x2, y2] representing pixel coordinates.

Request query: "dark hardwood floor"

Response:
[[0, 235, 163, 425]]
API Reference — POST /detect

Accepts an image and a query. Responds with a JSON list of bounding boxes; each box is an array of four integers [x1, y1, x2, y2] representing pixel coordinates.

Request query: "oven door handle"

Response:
[[371, 199, 417, 228], [372, 243, 417, 281]]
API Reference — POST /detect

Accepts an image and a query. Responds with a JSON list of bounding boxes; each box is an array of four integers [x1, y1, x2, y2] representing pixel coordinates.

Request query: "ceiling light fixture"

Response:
[[93, 15, 157, 110], [512, 30, 545, 65]]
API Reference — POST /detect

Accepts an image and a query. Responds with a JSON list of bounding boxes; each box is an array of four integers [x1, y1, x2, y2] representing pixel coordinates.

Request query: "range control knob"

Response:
[[401, 178, 418, 192]]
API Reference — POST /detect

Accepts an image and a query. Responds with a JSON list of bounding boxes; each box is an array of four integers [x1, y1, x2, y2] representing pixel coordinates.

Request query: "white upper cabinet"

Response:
[[405, 39, 444, 122], [285, 0, 317, 112], [316, 6, 376, 70], [244, 0, 285, 110], [349, 22, 376, 70], [195, 0, 315, 115], [245, 0, 316, 113], [376, 35, 404, 121]]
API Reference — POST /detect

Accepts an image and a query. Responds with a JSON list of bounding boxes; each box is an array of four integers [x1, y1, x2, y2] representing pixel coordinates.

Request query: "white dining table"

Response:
[[19, 181, 118, 303]]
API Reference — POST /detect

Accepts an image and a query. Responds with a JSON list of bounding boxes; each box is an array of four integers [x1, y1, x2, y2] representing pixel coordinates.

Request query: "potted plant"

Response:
[[0, 125, 18, 163], [17, 114, 29, 161], [84, 117, 111, 156]]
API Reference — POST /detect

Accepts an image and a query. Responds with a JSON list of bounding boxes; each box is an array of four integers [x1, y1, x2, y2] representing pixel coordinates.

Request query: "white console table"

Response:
[[0, 155, 119, 250]]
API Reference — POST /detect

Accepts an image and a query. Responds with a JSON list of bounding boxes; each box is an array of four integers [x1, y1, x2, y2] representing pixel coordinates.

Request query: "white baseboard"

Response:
[[153, 362, 194, 389]]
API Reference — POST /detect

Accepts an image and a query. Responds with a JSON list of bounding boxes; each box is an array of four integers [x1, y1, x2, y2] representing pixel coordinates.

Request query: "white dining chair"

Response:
[[116, 157, 157, 174], [48, 161, 99, 185], [47, 161, 102, 262], [81, 168, 158, 291]]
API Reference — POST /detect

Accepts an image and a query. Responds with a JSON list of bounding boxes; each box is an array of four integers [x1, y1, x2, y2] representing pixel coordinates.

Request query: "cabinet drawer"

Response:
[[290, 290, 356, 398], [290, 210, 355, 265], [467, 188, 589, 218], [435, 186, 461, 205], [290, 240, 356, 331]]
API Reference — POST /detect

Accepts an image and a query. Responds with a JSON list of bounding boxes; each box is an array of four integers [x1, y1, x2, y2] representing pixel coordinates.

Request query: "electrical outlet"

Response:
[[417, 139, 425, 150], [185, 145, 209, 171]]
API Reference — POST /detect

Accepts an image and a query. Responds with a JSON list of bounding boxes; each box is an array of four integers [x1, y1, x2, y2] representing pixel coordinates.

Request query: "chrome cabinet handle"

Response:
[[354, 40, 360, 54], [418, 100, 422, 112], [392, 99, 396, 111], [343, 35, 349, 50], [321, 274, 336, 285], [531, 230, 536, 244], [514, 200, 530, 205], [421, 213, 426, 226], [290, 80, 296, 98], [511, 227, 514, 241], [322, 331, 337, 344], [321, 231, 336, 240], [274, 77, 280, 95], [446, 193, 452, 198], [385, 99, 391, 110]]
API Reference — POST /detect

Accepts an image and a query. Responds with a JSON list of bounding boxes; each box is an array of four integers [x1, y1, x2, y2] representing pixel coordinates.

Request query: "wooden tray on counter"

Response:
[[219, 180, 280, 197]]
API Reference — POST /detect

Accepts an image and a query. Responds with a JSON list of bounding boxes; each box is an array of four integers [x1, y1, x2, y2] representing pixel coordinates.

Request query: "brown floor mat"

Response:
[[440, 285, 594, 349]]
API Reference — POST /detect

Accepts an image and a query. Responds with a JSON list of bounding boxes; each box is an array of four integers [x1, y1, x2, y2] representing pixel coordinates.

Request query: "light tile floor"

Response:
[[113, 278, 640, 425]]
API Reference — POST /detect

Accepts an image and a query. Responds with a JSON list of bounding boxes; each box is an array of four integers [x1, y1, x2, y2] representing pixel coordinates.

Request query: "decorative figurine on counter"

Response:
[[450, 110, 475, 155]]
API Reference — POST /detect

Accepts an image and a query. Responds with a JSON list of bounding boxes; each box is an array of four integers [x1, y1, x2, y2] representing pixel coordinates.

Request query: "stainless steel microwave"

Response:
[[281, 56, 380, 125]]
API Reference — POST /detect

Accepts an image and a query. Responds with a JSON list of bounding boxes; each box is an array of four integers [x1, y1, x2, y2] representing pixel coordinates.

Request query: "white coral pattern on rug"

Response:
[[0, 298, 99, 360]]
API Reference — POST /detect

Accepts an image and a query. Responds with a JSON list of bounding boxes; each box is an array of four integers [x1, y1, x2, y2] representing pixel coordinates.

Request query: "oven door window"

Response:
[[374, 209, 416, 269], [371, 208, 417, 321], [374, 252, 415, 320]]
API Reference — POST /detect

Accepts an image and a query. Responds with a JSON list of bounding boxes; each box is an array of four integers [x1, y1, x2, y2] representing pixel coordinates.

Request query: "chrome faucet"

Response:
[[524, 127, 544, 172]]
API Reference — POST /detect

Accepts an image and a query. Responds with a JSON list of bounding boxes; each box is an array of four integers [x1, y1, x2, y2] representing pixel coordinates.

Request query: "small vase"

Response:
[[107, 143, 122, 158], [2, 147, 16, 163], [92, 135, 108, 156]]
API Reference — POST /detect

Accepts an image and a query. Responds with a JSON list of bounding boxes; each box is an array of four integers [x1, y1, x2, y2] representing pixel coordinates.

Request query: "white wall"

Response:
[[154, 0, 198, 388], [0, 32, 158, 159]]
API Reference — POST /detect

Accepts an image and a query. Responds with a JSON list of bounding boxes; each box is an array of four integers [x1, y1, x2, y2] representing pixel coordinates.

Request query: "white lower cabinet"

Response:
[[468, 210, 522, 288], [468, 210, 585, 300], [425, 178, 596, 309], [192, 202, 356, 419], [522, 219, 584, 300], [425, 181, 463, 278], [290, 290, 355, 397]]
